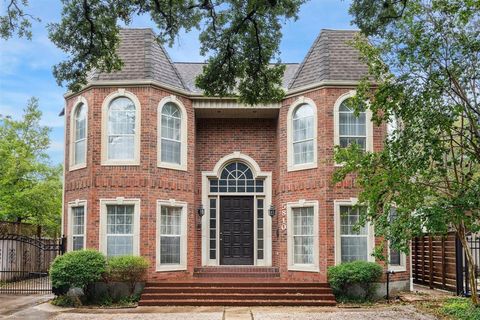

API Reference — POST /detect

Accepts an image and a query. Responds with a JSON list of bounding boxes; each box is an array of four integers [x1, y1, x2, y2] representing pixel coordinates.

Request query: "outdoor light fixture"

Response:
[[268, 205, 276, 218], [197, 204, 205, 217]]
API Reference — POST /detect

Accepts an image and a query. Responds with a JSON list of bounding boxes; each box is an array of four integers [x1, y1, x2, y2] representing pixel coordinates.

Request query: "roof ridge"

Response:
[[288, 29, 324, 89]]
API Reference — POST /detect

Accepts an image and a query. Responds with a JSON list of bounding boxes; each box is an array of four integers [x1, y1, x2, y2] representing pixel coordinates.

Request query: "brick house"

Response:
[[62, 28, 411, 304]]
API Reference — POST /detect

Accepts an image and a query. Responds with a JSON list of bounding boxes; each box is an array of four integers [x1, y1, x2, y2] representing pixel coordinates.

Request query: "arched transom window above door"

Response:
[[209, 162, 264, 193]]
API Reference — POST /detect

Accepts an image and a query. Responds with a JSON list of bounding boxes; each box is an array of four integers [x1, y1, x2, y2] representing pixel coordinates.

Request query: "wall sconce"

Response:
[[197, 204, 205, 230], [269, 205, 276, 218]]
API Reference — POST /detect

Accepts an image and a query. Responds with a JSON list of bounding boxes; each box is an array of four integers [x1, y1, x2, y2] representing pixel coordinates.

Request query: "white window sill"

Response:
[[101, 160, 140, 166], [156, 265, 187, 272], [69, 163, 87, 171], [288, 265, 319, 273], [388, 266, 407, 273], [158, 161, 187, 171], [287, 162, 317, 172]]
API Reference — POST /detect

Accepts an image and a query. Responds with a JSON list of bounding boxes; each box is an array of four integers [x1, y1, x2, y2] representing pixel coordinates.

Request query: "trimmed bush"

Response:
[[105, 256, 149, 294], [327, 261, 383, 300], [50, 250, 107, 292]]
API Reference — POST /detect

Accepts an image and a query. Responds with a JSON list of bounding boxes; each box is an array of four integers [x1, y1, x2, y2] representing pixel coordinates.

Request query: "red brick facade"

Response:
[[63, 84, 410, 286]]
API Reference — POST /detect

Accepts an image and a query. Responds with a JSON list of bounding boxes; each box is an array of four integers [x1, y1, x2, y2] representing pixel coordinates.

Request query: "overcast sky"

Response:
[[0, 0, 354, 165]]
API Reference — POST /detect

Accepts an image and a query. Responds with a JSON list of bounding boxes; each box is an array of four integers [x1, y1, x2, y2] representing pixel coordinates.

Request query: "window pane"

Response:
[[160, 236, 181, 264], [390, 249, 401, 266], [293, 140, 314, 165], [292, 207, 314, 265], [338, 99, 367, 150], [72, 236, 84, 251], [159, 206, 183, 265], [74, 139, 86, 165], [161, 139, 181, 164], [107, 235, 133, 256], [107, 97, 136, 160], [341, 236, 368, 262], [340, 206, 367, 235], [108, 136, 135, 160]]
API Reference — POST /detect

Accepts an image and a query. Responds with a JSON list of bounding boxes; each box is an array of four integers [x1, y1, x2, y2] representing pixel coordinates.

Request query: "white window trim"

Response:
[[287, 96, 318, 172], [388, 242, 407, 272], [157, 95, 188, 171], [156, 199, 188, 272], [287, 199, 319, 272], [333, 90, 374, 166], [67, 199, 87, 251], [101, 89, 141, 166], [69, 96, 88, 171], [334, 198, 375, 265], [99, 198, 141, 256]]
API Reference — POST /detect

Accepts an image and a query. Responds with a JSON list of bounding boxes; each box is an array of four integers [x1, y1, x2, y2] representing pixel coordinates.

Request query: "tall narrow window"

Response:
[[107, 97, 136, 160], [73, 103, 86, 166], [338, 99, 366, 150], [292, 104, 314, 165], [257, 198, 264, 260], [161, 103, 181, 165], [106, 205, 134, 257], [209, 198, 217, 260], [388, 208, 406, 270], [159, 206, 182, 264], [292, 207, 314, 264], [340, 206, 368, 262], [71, 206, 85, 250]]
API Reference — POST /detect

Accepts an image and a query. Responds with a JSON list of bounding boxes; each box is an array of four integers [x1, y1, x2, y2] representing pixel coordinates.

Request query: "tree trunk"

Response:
[[457, 226, 479, 304]]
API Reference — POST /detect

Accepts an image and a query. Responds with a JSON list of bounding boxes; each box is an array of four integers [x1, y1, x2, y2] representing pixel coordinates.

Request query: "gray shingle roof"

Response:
[[174, 62, 299, 93], [89, 28, 366, 93], [288, 29, 368, 89], [90, 29, 186, 90]]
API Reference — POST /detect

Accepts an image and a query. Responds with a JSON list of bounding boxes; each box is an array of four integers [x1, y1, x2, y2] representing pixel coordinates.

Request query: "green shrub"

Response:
[[50, 250, 107, 292], [441, 298, 480, 320], [105, 256, 149, 294], [327, 261, 383, 300], [51, 295, 77, 307]]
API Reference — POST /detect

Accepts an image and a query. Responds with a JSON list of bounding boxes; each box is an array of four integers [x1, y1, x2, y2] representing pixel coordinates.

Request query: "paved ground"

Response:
[[0, 300, 437, 320]]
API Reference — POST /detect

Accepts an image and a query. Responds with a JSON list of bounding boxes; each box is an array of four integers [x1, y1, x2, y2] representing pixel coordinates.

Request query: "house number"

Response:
[[281, 203, 287, 230]]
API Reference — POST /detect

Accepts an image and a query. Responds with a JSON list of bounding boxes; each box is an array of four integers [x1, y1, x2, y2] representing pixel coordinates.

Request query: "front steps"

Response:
[[193, 266, 280, 278], [139, 281, 336, 306]]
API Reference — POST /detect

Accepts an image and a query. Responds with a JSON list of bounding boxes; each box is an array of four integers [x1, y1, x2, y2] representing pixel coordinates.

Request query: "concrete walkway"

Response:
[[0, 301, 437, 320]]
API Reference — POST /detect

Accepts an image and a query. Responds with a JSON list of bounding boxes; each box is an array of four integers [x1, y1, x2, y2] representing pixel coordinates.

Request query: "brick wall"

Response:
[[63, 85, 410, 284]]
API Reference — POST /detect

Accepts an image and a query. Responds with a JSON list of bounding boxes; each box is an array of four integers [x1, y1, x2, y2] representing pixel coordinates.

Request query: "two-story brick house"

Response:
[[62, 28, 411, 305]]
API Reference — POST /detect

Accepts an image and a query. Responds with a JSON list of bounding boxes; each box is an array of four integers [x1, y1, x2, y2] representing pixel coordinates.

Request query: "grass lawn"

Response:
[[417, 297, 480, 320]]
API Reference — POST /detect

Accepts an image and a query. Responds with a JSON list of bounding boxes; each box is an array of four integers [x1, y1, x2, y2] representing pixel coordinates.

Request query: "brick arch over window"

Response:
[[157, 95, 188, 171], [101, 89, 141, 166], [69, 95, 88, 170], [287, 96, 318, 172]]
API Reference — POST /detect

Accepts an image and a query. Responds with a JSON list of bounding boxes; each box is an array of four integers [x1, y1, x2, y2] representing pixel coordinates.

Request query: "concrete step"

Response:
[[138, 299, 337, 306], [140, 292, 335, 300], [143, 286, 333, 294]]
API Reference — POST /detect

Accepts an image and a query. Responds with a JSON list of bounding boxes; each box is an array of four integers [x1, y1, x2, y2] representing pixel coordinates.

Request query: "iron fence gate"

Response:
[[456, 233, 480, 297], [0, 233, 65, 294]]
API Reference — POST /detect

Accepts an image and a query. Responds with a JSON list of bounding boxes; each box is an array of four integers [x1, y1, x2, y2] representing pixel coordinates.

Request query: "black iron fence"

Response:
[[0, 227, 65, 294], [456, 234, 480, 297]]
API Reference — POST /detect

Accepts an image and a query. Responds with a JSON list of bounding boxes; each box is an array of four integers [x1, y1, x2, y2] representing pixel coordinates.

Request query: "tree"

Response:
[[1, 0, 305, 105], [337, 0, 480, 303], [0, 98, 62, 237]]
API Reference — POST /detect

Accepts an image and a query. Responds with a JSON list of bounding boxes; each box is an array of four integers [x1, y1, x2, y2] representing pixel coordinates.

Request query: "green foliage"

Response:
[[327, 261, 383, 300], [341, 0, 480, 302], [0, 0, 40, 40], [44, 0, 306, 104], [50, 250, 107, 291], [0, 98, 62, 237], [51, 295, 77, 307], [441, 298, 480, 320], [105, 256, 149, 294]]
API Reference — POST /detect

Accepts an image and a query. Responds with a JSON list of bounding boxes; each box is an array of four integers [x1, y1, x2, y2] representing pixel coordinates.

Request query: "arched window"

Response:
[[160, 102, 182, 165], [292, 104, 314, 165], [338, 98, 366, 150], [209, 161, 264, 193], [73, 103, 86, 166], [107, 97, 136, 160]]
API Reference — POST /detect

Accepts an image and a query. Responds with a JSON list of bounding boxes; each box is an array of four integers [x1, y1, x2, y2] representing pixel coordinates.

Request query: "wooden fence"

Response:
[[412, 232, 458, 292]]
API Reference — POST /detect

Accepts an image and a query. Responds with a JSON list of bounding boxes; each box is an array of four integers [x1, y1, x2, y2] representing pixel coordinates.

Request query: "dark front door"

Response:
[[220, 196, 254, 265]]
